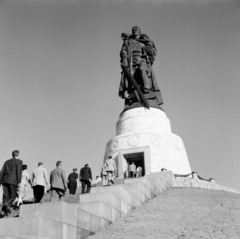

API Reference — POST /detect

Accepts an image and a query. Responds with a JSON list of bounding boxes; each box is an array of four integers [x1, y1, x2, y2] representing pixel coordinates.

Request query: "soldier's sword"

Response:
[[123, 68, 149, 109]]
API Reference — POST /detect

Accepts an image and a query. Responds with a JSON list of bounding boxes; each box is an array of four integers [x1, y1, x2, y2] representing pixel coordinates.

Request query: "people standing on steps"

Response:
[[0, 150, 22, 218], [32, 162, 50, 203], [68, 168, 78, 195], [129, 162, 136, 178], [105, 156, 116, 185], [80, 164, 92, 194], [50, 161, 68, 202]]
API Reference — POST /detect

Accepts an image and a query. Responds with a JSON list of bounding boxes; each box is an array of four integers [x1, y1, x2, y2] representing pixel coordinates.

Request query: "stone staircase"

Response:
[[0, 171, 238, 239]]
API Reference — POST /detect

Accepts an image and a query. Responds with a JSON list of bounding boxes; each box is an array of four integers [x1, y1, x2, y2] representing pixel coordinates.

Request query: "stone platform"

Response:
[[104, 107, 192, 175], [0, 171, 239, 239]]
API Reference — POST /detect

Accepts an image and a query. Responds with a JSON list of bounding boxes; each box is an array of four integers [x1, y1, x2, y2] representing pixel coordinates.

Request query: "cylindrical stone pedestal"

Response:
[[104, 107, 192, 175]]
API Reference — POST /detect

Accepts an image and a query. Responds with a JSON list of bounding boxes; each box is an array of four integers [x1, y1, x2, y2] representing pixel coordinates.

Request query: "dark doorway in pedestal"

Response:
[[123, 152, 145, 177]]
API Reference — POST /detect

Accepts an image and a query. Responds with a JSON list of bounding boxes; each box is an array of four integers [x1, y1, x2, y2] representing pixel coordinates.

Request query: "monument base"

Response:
[[103, 107, 191, 178]]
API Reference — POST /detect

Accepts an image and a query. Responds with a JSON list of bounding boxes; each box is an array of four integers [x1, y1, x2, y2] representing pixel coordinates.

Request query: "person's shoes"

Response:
[[111, 180, 114, 184], [0, 212, 6, 218], [2, 204, 11, 215], [5, 206, 11, 215]]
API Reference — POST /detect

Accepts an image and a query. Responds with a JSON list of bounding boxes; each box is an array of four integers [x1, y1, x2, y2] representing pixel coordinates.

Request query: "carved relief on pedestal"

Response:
[[107, 132, 184, 153], [149, 133, 163, 146], [111, 139, 119, 151], [127, 134, 139, 146]]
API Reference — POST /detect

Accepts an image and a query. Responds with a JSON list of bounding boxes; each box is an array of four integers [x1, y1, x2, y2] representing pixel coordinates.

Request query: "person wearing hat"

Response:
[[79, 164, 92, 194], [67, 168, 78, 195]]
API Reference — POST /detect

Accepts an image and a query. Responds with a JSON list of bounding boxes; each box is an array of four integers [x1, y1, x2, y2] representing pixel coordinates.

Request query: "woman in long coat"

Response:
[[68, 168, 78, 195]]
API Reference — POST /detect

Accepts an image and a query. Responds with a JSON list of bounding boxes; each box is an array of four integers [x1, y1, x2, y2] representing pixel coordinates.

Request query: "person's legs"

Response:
[[58, 189, 65, 201], [103, 175, 107, 184], [7, 184, 17, 207], [37, 185, 45, 202], [18, 184, 26, 199], [33, 185, 44, 203], [33, 186, 38, 202], [85, 180, 91, 193], [81, 180, 86, 194], [50, 188, 59, 202], [69, 181, 77, 195], [1, 184, 10, 216], [107, 171, 112, 182], [2, 184, 10, 206], [73, 181, 77, 195], [15, 184, 25, 206], [139, 63, 151, 93]]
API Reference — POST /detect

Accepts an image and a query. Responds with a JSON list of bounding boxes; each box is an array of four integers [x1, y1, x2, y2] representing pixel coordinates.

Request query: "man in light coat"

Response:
[[105, 156, 116, 185], [31, 162, 49, 203], [50, 161, 68, 202], [129, 162, 136, 178]]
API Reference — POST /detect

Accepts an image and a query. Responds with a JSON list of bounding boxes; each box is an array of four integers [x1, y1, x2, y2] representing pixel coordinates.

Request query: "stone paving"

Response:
[[89, 188, 240, 239]]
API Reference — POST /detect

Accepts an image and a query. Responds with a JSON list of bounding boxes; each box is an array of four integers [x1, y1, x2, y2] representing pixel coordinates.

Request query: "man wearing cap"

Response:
[[0, 150, 22, 217], [79, 164, 92, 194]]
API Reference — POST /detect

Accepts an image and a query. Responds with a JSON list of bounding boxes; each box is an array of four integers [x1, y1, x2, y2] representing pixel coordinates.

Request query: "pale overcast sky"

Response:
[[0, 0, 240, 194]]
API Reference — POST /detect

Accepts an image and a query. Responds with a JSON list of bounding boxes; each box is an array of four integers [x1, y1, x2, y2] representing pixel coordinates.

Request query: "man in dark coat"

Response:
[[80, 164, 92, 194], [0, 150, 23, 217], [68, 168, 78, 195]]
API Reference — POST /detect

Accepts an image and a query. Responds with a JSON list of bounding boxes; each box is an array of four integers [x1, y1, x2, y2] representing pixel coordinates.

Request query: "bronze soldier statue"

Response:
[[119, 26, 163, 110]]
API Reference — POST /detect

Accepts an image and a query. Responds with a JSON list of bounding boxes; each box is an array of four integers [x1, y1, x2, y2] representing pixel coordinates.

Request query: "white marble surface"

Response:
[[104, 107, 192, 175], [116, 108, 171, 135]]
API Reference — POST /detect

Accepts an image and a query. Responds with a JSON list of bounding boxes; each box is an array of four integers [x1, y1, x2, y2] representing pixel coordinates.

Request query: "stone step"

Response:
[[20, 201, 78, 226], [79, 201, 120, 223], [146, 175, 173, 194], [79, 191, 134, 217], [121, 182, 152, 202], [91, 184, 142, 208], [41, 191, 79, 204], [0, 216, 57, 239], [147, 177, 167, 195], [0, 171, 198, 239], [124, 177, 156, 198], [17, 201, 111, 239], [121, 185, 150, 204]]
